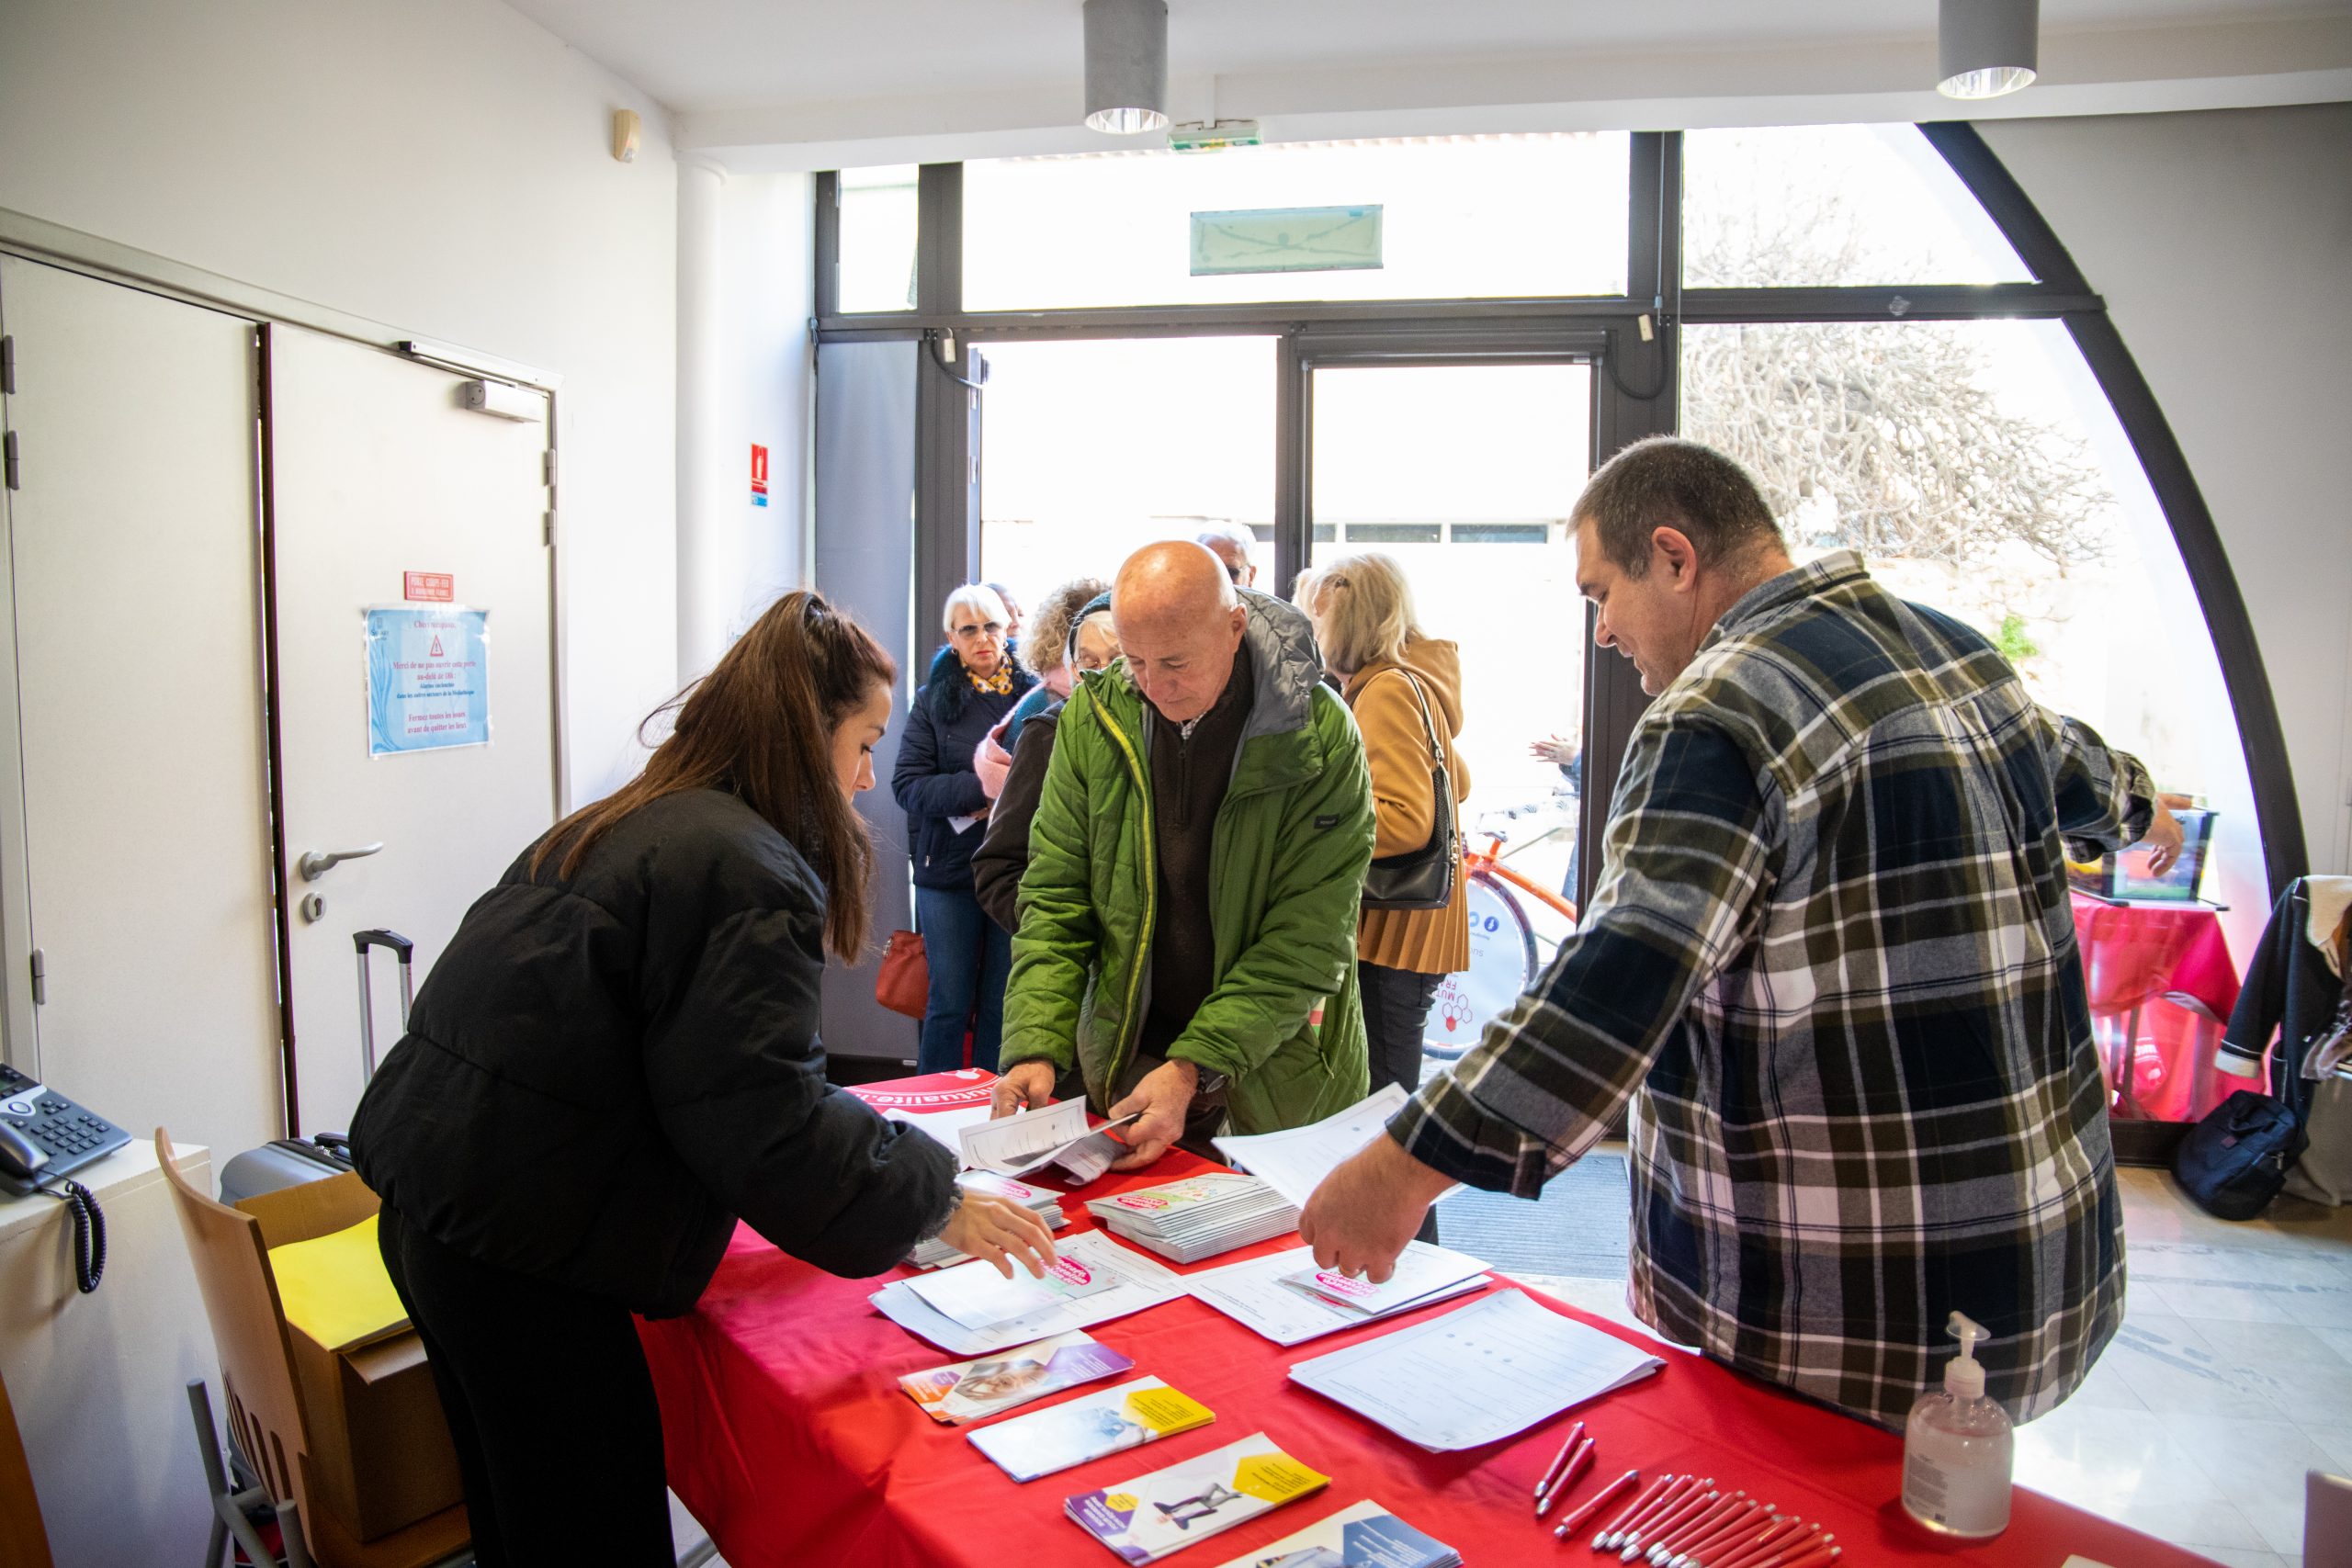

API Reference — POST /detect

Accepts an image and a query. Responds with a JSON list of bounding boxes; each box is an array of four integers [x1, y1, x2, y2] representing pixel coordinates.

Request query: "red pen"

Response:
[[1537, 1435, 1595, 1518], [1716, 1520, 1817, 1568], [1667, 1500, 1770, 1567], [1607, 1474, 1703, 1550], [1649, 1490, 1747, 1563], [1589, 1473, 1677, 1549], [1532, 1420, 1587, 1509], [1757, 1546, 1838, 1568], [1702, 1514, 1804, 1568], [1624, 1487, 1718, 1561], [1553, 1468, 1639, 1542]]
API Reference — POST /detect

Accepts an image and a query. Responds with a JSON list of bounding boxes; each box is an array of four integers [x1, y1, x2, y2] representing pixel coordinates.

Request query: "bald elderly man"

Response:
[[991, 541, 1375, 1165]]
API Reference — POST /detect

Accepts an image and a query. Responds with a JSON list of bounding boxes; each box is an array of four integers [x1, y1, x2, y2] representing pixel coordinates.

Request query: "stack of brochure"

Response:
[[1210, 1500, 1462, 1568], [1083, 1172, 1299, 1264], [872, 1232, 1190, 1356], [1185, 1242, 1494, 1347], [968, 1376, 1215, 1482], [897, 1331, 1135, 1425], [1065, 1432, 1329, 1563], [907, 1171, 1071, 1269]]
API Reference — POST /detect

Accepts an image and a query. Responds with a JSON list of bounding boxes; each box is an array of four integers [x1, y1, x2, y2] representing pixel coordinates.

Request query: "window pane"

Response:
[[1683, 318, 2265, 1123], [966, 134, 1629, 311], [837, 164, 919, 313], [978, 337, 1274, 600], [1683, 125, 2030, 288], [1310, 364, 1591, 904]]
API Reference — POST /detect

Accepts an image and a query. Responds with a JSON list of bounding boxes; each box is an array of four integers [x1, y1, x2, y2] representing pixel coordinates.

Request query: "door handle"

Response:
[[300, 842, 384, 882]]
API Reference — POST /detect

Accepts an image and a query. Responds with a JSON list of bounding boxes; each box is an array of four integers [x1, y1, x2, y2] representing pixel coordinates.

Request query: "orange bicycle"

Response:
[[1423, 795, 1580, 1061]]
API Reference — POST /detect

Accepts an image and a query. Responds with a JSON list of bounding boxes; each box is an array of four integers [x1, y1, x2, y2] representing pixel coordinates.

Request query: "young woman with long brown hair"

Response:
[[351, 590, 1056, 1567]]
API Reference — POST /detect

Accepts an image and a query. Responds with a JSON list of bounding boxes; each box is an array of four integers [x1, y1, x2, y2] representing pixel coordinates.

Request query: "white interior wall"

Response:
[[0, 0, 681, 805], [1982, 103, 2352, 879], [676, 166, 815, 682]]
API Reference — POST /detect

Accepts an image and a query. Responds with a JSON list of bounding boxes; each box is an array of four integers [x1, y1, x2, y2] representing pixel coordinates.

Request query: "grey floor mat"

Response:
[[1433, 1151, 1632, 1279]]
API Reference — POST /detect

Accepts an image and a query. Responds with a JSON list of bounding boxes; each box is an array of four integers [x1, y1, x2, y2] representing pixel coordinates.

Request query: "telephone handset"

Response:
[[1, 1062, 121, 1292]]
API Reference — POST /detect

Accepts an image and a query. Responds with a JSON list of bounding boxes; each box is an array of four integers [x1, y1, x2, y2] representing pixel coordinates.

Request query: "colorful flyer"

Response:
[[897, 1331, 1135, 1426], [967, 1377, 1214, 1483], [1207, 1498, 1461, 1568], [1065, 1432, 1330, 1563]]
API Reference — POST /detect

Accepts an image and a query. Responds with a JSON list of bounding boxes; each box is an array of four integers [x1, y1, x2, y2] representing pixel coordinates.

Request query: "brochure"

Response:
[[1212, 1086, 1457, 1210], [963, 1098, 1143, 1184], [897, 1331, 1136, 1425], [1185, 1245, 1492, 1348], [907, 1247, 1122, 1332], [1276, 1243, 1490, 1319], [1067, 1432, 1331, 1564], [1207, 1499, 1463, 1568], [967, 1376, 1215, 1482], [872, 1233, 1190, 1357], [1287, 1289, 1664, 1452]]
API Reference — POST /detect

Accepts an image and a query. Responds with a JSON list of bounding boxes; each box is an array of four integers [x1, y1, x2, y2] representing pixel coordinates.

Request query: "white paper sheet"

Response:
[[906, 1249, 1122, 1330], [1211, 1084, 1457, 1210], [1277, 1242, 1492, 1317], [1184, 1244, 1494, 1347], [872, 1232, 1187, 1356], [893, 1101, 998, 1153], [959, 1099, 1140, 1181], [1287, 1288, 1663, 1451]]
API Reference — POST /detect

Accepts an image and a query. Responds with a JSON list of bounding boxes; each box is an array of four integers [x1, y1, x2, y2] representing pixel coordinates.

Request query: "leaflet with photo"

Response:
[[967, 1376, 1215, 1482], [1207, 1498, 1462, 1568], [907, 1247, 1121, 1332], [897, 1331, 1136, 1426], [872, 1233, 1188, 1356], [1065, 1432, 1330, 1564]]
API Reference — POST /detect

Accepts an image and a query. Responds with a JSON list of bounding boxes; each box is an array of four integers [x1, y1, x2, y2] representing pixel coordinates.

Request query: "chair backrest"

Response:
[[154, 1130, 317, 1522], [0, 1364, 54, 1568]]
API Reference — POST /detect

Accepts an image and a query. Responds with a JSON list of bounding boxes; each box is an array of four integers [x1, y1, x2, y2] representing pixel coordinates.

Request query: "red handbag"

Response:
[[875, 930, 929, 1019]]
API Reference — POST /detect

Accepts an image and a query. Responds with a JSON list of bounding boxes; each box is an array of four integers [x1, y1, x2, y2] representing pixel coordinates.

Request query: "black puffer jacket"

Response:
[[893, 645, 1035, 891], [349, 788, 956, 1317]]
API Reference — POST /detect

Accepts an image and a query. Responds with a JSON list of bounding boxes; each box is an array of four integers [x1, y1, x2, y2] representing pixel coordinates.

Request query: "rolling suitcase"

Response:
[[219, 929, 413, 1202]]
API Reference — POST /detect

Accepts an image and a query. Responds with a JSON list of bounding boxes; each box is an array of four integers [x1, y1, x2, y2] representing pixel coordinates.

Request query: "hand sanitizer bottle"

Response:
[[1901, 1311, 2014, 1538]]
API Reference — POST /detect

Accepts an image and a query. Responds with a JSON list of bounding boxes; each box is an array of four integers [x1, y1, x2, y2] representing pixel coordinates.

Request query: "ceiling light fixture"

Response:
[[1083, 0, 1170, 134], [1939, 0, 2039, 99]]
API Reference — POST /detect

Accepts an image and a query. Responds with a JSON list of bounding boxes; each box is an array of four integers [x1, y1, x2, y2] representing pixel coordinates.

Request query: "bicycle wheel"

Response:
[[1421, 871, 1540, 1061]]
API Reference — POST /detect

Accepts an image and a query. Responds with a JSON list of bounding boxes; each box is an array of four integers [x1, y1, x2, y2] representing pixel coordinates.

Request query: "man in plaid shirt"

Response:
[[1301, 437, 2181, 1427]]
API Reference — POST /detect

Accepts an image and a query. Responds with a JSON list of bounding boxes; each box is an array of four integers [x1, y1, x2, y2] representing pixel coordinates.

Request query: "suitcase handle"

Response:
[[353, 929, 415, 1085]]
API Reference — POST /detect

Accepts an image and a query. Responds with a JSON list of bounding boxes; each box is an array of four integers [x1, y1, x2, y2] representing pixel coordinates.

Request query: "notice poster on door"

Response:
[[365, 606, 491, 756]]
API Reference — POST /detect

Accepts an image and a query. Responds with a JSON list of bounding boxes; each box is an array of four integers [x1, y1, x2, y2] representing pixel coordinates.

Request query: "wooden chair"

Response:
[[155, 1130, 469, 1568], [0, 1364, 55, 1568]]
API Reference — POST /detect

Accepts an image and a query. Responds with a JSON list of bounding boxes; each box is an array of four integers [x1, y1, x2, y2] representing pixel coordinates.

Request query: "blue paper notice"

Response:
[[367, 607, 490, 756]]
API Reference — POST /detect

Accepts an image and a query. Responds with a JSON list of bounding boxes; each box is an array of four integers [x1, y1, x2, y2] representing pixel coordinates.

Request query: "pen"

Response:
[[1755, 1545, 1838, 1568], [1606, 1474, 1704, 1551], [1666, 1499, 1770, 1567], [1589, 1473, 1675, 1549], [1536, 1435, 1594, 1518], [1532, 1419, 1587, 1506], [1624, 1486, 1717, 1561], [1714, 1519, 1816, 1568], [1551, 1468, 1638, 1542], [1689, 1511, 1794, 1568], [1649, 1489, 1746, 1563]]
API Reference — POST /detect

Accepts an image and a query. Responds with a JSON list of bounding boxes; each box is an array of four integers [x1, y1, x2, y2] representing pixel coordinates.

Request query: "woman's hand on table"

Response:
[[939, 1193, 1058, 1280], [989, 1061, 1058, 1118]]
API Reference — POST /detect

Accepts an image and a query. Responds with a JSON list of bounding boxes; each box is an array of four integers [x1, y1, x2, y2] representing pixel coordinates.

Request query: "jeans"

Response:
[[916, 883, 1010, 1074], [377, 1202, 675, 1568], [1357, 959, 1444, 1244]]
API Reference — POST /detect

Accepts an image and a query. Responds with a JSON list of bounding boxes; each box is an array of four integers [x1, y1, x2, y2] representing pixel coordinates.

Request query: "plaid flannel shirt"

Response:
[[1394, 551, 2148, 1427]]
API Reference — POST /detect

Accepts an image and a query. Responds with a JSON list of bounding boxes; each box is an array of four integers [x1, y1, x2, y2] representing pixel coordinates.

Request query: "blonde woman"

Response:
[[1294, 554, 1473, 1116], [893, 583, 1036, 1071]]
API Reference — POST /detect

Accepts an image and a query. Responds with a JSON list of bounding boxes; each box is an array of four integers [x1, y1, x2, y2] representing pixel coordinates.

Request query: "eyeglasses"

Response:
[[1223, 562, 1243, 583]]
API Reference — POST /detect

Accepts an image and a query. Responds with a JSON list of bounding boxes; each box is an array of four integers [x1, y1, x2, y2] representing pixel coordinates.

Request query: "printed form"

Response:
[[1287, 1289, 1663, 1450]]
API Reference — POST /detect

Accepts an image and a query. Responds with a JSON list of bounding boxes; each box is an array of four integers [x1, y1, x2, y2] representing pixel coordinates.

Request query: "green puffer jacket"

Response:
[[1001, 591, 1376, 1135]]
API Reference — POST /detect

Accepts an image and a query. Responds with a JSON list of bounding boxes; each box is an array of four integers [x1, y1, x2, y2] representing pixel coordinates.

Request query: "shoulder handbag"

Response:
[[1360, 668, 1458, 913], [875, 930, 929, 1019], [2173, 1089, 2305, 1220]]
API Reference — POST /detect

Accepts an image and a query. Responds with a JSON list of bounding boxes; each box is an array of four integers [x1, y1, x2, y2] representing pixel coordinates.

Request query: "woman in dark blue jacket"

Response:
[[893, 582, 1035, 1073]]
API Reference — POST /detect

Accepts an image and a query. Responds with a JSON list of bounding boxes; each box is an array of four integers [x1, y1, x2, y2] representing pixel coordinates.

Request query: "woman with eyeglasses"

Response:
[[894, 583, 1037, 1072]]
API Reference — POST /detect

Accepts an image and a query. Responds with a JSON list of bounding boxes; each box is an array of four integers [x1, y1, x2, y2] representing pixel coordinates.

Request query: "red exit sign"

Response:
[[404, 571, 455, 603]]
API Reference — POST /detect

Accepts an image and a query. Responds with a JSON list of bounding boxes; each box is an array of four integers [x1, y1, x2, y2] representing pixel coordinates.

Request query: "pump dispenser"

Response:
[[1900, 1312, 2014, 1538]]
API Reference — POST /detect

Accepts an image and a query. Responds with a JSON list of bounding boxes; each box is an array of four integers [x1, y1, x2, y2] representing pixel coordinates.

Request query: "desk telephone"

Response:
[[0, 1060, 124, 1292]]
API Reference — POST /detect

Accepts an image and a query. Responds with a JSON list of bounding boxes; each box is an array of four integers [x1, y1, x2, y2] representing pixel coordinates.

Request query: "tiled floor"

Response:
[[1520, 1162, 2352, 1568]]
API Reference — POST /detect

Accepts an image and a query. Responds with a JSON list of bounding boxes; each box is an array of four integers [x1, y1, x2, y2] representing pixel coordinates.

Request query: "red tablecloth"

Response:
[[639, 1135, 2210, 1568], [2071, 893, 2243, 1122]]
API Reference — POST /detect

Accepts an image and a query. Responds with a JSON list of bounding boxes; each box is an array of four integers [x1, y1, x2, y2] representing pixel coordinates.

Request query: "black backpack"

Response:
[[2173, 1090, 2305, 1220]]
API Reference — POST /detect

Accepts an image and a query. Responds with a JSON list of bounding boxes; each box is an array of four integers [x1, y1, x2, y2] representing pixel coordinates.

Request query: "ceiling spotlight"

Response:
[[1939, 0, 2039, 99], [1084, 0, 1170, 134]]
